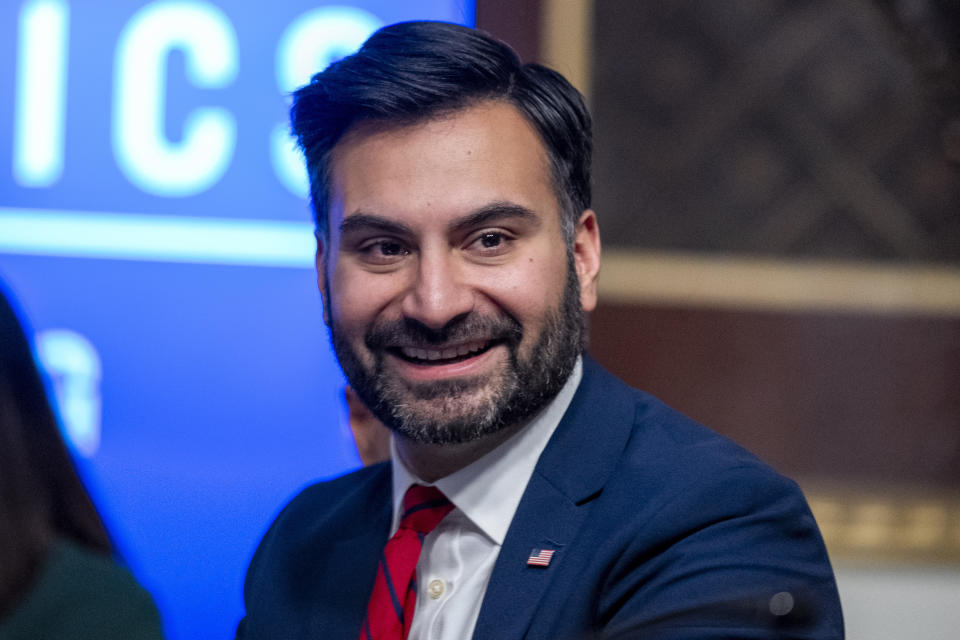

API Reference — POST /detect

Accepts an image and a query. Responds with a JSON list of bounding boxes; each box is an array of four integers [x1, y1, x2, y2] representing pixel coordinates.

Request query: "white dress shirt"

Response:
[[389, 358, 583, 640]]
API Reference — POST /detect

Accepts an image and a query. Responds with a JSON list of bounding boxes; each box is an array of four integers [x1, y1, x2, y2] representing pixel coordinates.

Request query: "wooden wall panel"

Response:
[[589, 302, 960, 489], [475, 0, 542, 63]]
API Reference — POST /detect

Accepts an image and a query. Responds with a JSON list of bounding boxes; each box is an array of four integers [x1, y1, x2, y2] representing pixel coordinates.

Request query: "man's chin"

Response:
[[395, 373, 493, 401], [378, 378, 513, 444]]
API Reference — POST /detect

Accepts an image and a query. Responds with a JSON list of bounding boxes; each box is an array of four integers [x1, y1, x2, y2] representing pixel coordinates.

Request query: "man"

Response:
[[239, 21, 843, 640]]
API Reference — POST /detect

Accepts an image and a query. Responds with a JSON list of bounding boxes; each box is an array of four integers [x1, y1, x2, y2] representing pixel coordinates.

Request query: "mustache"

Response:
[[365, 313, 522, 350]]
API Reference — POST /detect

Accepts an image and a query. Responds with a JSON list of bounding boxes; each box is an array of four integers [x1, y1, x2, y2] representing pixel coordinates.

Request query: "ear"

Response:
[[573, 209, 601, 312], [315, 231, 331, 326]]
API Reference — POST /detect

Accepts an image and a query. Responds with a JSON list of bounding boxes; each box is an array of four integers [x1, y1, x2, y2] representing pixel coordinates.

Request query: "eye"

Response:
[[358, 239, 411, 265], [377, 241, 405, 256], [466, 230, 514, 258], [480, 232, 502, 248]]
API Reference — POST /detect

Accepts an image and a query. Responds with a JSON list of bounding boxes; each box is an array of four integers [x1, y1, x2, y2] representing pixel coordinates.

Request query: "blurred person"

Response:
[[0, 280, 164, 639], [345, 385, 391, 467], [239, 21, 843, 640]]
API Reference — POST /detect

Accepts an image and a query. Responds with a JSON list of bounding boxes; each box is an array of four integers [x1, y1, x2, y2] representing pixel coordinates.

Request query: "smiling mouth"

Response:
[[389, 339, 497, 365]]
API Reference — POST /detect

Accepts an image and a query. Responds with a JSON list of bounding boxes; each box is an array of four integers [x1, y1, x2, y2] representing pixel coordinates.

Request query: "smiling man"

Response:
[[326, 100, 593, 481], [238, 21, 843, 640]]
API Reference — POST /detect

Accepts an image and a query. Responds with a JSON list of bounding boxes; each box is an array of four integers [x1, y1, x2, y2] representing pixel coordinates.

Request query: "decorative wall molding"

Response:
[[804, 485, 960, 564], [599, 249, 960, 316], [540, 0, 593, 99]]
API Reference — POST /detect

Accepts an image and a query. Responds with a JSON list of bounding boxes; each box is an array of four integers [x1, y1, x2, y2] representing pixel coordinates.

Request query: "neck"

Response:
[[394, 422, 527, 483]]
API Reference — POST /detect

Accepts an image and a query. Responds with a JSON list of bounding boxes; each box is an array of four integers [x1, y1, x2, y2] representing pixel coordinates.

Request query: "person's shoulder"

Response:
[[272, 461, 392, 530], [246, 462, 392, 575], [49, 538, 147, 590], [583, 357, 774, 460], [572, 362, 842, 637], [240, 462, 393, 635], [633, 387, 780, 473], [0, 538, 163, 640], [581, 356, 800, 504]]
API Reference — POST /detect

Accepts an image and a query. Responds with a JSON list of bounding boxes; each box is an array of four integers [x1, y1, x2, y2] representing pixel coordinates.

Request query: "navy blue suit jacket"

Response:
[[239, 357, 843, 639]]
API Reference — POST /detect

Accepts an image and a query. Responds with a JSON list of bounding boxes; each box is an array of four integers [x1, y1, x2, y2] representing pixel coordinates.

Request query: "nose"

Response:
[[400, 249, 474, 331]]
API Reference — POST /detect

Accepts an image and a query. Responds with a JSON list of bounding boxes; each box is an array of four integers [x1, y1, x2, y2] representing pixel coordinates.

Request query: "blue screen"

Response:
[[0, 2, 474, 638]]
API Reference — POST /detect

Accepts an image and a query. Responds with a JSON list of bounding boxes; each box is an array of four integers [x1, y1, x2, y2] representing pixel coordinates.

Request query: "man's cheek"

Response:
[[513, 319, 542, 357]]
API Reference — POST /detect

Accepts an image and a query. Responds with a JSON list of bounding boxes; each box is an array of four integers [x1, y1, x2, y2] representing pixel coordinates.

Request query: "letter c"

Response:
[[113, 1, 238, 196]]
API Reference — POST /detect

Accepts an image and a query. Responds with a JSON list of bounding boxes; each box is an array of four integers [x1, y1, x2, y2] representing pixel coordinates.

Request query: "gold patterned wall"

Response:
[[591, 0, 959, 262]]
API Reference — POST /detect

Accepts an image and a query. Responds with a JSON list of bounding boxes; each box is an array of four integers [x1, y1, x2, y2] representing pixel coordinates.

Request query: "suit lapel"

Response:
[[471, 472, 587, 640], [303, 465, 392, 639], [472, 357, 638, 640], [313, 522, 388, 637]]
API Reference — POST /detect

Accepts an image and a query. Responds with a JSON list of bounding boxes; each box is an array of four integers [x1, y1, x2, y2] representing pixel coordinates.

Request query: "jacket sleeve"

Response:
[[596, 465, 843, 639]]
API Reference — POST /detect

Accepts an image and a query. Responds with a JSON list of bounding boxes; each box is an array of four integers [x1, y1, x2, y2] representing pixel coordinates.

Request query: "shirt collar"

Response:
[[390, 357, 583, 545]]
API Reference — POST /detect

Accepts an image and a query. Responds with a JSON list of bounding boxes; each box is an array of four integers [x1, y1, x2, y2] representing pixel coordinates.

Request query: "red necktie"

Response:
[[360, 484, 454, 640]]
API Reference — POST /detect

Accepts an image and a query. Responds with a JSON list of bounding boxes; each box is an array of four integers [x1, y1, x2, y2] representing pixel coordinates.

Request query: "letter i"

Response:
[[14, 0, 70, 188]]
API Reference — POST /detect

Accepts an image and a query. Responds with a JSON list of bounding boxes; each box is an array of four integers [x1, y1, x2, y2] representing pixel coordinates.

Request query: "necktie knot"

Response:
[[399, 484, 454, 535]]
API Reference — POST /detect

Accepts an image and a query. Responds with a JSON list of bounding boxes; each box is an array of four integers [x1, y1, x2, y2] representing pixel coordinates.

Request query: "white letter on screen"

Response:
[[113, 1, 238, 196], [272, 6, 382, 198], [37, 330, 102, 458], [14, 0, 69, 188]]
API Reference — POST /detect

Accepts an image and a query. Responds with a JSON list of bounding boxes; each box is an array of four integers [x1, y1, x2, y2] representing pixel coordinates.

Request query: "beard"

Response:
[[328, 259, 585, 445]]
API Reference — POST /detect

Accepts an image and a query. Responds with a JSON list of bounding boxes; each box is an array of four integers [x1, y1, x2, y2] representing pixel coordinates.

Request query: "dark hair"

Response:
[[290, 20, 592, 244], [0, 280, 112, 614]]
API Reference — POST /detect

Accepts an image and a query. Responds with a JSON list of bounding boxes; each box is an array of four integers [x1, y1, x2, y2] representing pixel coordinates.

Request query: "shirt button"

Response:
[[427, 579, 445, 599]]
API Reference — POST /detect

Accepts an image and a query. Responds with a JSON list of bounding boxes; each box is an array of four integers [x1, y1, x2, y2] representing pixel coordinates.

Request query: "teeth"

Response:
[[399, 340, 488, 362]]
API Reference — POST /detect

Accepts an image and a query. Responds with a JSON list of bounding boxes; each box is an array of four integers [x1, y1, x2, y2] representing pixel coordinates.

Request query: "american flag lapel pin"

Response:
[[527, 548, 555, 568]]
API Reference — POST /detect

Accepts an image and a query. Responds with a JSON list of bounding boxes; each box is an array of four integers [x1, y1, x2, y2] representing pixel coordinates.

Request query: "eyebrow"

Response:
[[338, 202, 541, 238], [339, 213, 414, 238], [446, 202, 541, 236]]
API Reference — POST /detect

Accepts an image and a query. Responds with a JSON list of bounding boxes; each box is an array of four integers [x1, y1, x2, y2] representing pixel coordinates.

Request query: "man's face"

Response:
[[320, 100, 599, 444]]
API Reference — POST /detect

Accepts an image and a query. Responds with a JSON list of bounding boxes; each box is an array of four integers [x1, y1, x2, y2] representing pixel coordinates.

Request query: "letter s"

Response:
[[272, 6, 382, 197]]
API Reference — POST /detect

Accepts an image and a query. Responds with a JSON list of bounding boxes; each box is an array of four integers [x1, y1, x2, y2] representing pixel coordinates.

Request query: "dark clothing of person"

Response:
[[0, 538, 164, 640]]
